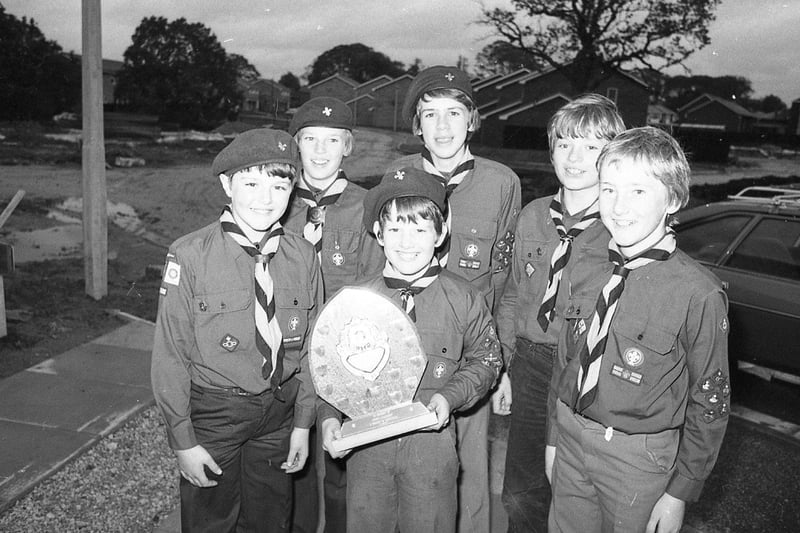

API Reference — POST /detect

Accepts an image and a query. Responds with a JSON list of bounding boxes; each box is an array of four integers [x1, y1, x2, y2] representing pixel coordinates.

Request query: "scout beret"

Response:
[[401, 65, 474, 124], [363, 166, 446, 229], [289, 96, 354, 135], [212, 128, 299, 177]]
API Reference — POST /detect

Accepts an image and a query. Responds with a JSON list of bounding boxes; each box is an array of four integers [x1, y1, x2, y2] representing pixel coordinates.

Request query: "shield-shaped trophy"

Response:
[[309, 286, 437, 452]]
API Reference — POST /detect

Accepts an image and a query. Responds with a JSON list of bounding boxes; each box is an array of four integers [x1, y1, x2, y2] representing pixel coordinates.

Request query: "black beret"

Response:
[[289, 97, 354, 135], [401, 66, 474, 124], [212, 128, 299, 177], [363, 167, 446, 230]]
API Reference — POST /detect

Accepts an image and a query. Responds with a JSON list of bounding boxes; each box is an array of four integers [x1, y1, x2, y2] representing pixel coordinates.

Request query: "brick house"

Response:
[[241, 79, 291, 116], [677, 93, 758, 133], [476, 64, 650, 148], [308, 73, 360, 102]]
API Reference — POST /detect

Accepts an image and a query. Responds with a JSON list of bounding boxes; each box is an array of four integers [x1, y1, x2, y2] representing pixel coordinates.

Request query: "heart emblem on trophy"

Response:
[[336, 317, 390, 381]]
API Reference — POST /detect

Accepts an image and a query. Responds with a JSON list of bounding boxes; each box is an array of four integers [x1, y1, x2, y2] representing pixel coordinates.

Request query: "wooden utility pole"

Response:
[[81, 0, 108, 299]]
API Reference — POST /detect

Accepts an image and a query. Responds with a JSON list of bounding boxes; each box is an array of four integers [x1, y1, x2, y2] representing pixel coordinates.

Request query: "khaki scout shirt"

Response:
[[552, 249, 730, 501], [151, 221, 323, 451], [283, 180, 384, 301]]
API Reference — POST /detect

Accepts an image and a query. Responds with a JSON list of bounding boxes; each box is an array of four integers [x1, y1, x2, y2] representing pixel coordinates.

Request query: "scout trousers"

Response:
[[549, 400, 679, 533], [180, 378, 299, 533], [501, 340, 556, 533]]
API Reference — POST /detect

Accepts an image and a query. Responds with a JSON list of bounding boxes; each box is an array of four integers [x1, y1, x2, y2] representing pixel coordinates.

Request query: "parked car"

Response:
[[675, 186, 800, 383]]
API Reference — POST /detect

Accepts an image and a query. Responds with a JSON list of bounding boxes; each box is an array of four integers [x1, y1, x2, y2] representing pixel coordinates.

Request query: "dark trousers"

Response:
[[501, 340, 556, 533], [180, 379, 299, 533], [291, 428, 347, 533]]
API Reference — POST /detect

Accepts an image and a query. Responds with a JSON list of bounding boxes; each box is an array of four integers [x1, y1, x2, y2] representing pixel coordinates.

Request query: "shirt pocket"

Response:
[[450, 219, 496, 281], [518, 237, 551, 286], [193, 288, 253, 353], [321, 229, 360, 270], [274, 287, 314, 350], [418, 330, 462, 391], [610, 314, 678, 387]]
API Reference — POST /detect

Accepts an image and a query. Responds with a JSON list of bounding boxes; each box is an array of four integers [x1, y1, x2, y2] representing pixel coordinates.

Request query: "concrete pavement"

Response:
[[0, 319, 155, 513]]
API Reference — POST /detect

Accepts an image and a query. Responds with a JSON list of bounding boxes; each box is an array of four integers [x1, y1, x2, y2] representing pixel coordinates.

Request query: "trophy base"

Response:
[[330, 401, 438, 453]]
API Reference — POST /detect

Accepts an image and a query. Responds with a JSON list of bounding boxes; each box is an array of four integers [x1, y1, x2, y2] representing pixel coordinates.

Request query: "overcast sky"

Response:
[[5, 1, 799, 104]]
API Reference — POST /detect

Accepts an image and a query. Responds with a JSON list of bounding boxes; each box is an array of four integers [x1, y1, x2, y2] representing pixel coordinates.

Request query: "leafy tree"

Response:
[[0, 5, 81, 121], [229, 53, 260, 84], [474, 40, 543, 78], [307, 43, 406, 84], [279, 72, 301, 92], [116, 16, 255, 129], [407, 58, 425, 77], [747, 94, 787, 114], [478, 0, 721, 91]]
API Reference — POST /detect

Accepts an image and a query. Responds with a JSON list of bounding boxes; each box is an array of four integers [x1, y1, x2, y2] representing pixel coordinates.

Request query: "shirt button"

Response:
[[199, 301, 207, 311]]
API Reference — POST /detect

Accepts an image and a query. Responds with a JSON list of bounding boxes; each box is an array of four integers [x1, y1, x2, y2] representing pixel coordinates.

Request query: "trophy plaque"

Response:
[[309, 286, 437, 452]]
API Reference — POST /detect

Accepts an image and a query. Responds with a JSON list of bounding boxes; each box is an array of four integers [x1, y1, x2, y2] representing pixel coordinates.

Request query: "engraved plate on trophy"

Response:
[[309, 286, 437, 452]]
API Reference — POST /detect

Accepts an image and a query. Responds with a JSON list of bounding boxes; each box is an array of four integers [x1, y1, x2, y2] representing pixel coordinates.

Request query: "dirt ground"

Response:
[[0, 127, 798, 378]]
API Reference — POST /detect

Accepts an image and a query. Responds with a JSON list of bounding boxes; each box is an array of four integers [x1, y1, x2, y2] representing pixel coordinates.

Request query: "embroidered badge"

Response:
[[611, 363, 642, 385], [332, 252, 345, 266], [159, 286, 167, 296], [698, 368, 730, 423], [164, 261, 181, 286], [720, 317, 729, 332], [458, 258, 481, 269], [434, 362, 446, 378], [220, 334, 239, 352], [322, 106, 332, 116], [623, 347, 644, 368], [576, 319, 587, 335], [464, 243, 479, 258], [525, 263, 535, 277], [288, 316, 300, 331]]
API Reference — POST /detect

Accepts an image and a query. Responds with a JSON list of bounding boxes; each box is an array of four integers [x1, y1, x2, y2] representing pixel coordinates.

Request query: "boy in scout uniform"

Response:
[[548, 127, 730, 532], [491, 94, 625, 532], [151, 128, 323, 533], [284, 96, 383, 533], [319, 166, 503, 533], [389, 65, 521, 533]]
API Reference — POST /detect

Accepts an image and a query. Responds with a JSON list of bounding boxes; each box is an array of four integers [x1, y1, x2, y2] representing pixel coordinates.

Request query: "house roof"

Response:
[[648, 103, 677, 115], [678, 93, 756, 118], [513, 64, 648, 89], [308, 73, 359, 89], [357, 75, 392, 89], [497, 93, 572, 120], [475, 69, 532, 91], [371, 74, 413, 92], [481, 99, 525, 119]]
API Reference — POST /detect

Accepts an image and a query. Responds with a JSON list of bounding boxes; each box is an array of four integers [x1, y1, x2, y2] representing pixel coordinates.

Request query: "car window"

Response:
[[727, 217, 800, 281], [676, 214, 751, 263]]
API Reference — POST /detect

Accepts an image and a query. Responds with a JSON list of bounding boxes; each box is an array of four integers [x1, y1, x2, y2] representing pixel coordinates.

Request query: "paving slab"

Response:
[[0, 420, 95, 510], [27, 344, 151, 387]]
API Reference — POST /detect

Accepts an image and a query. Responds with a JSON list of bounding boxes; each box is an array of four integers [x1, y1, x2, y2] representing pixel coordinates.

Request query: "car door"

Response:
[[677, 212, 800, 376]]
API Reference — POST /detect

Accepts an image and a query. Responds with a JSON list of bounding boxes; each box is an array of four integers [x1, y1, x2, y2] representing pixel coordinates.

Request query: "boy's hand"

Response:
[[281, 427, 310, 474], [427, 393, 451, 430], [175, 445, 222, 488], [545, 445, 556, 484], [492, 372, 512, 415], [321, 418, 351, 459], [646, 493, 685, 533]]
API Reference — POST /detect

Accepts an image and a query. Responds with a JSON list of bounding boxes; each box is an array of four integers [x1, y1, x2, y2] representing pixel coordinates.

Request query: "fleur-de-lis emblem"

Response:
[[394, 170, 405, 180], [278, 142, 286, 151], [323, 106, 332, 116], [445, 73, 455, 82]]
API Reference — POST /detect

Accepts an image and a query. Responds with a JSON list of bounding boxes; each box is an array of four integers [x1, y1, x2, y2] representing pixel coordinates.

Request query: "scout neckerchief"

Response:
[[296, 170, 349, 261], [421, 146, 475, 267], [574, 231, 676, 413], [220, 205, 285, 392], [536, 191, 600, 331], [382, 258, 441, 322]]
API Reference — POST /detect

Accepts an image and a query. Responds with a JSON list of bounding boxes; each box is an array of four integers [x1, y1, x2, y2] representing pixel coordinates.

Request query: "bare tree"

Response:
[[478, 0, 720, 91]]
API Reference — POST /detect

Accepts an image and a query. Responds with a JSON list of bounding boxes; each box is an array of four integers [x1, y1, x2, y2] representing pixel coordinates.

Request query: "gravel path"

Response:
[[0, 406, 178, 533]]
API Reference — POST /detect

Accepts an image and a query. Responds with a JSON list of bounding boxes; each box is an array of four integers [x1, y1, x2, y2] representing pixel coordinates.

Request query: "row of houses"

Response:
[[98, 57, 800, 143]]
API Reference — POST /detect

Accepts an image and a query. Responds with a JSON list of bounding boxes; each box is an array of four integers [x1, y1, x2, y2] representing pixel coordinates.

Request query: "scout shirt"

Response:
[[494, 194, 609, 368], [283, 179, 384, 300], [318, 270, 503, 424], [151, 220, 323, 451], [389, 154, 521, 313], [551, 249, 730, 502]]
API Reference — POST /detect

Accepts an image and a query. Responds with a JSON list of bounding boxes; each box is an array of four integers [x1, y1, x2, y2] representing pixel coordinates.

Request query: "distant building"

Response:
[[678, 93, 757, 133], [647, 103, 678, 127], [790, 99, 800, 136]]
